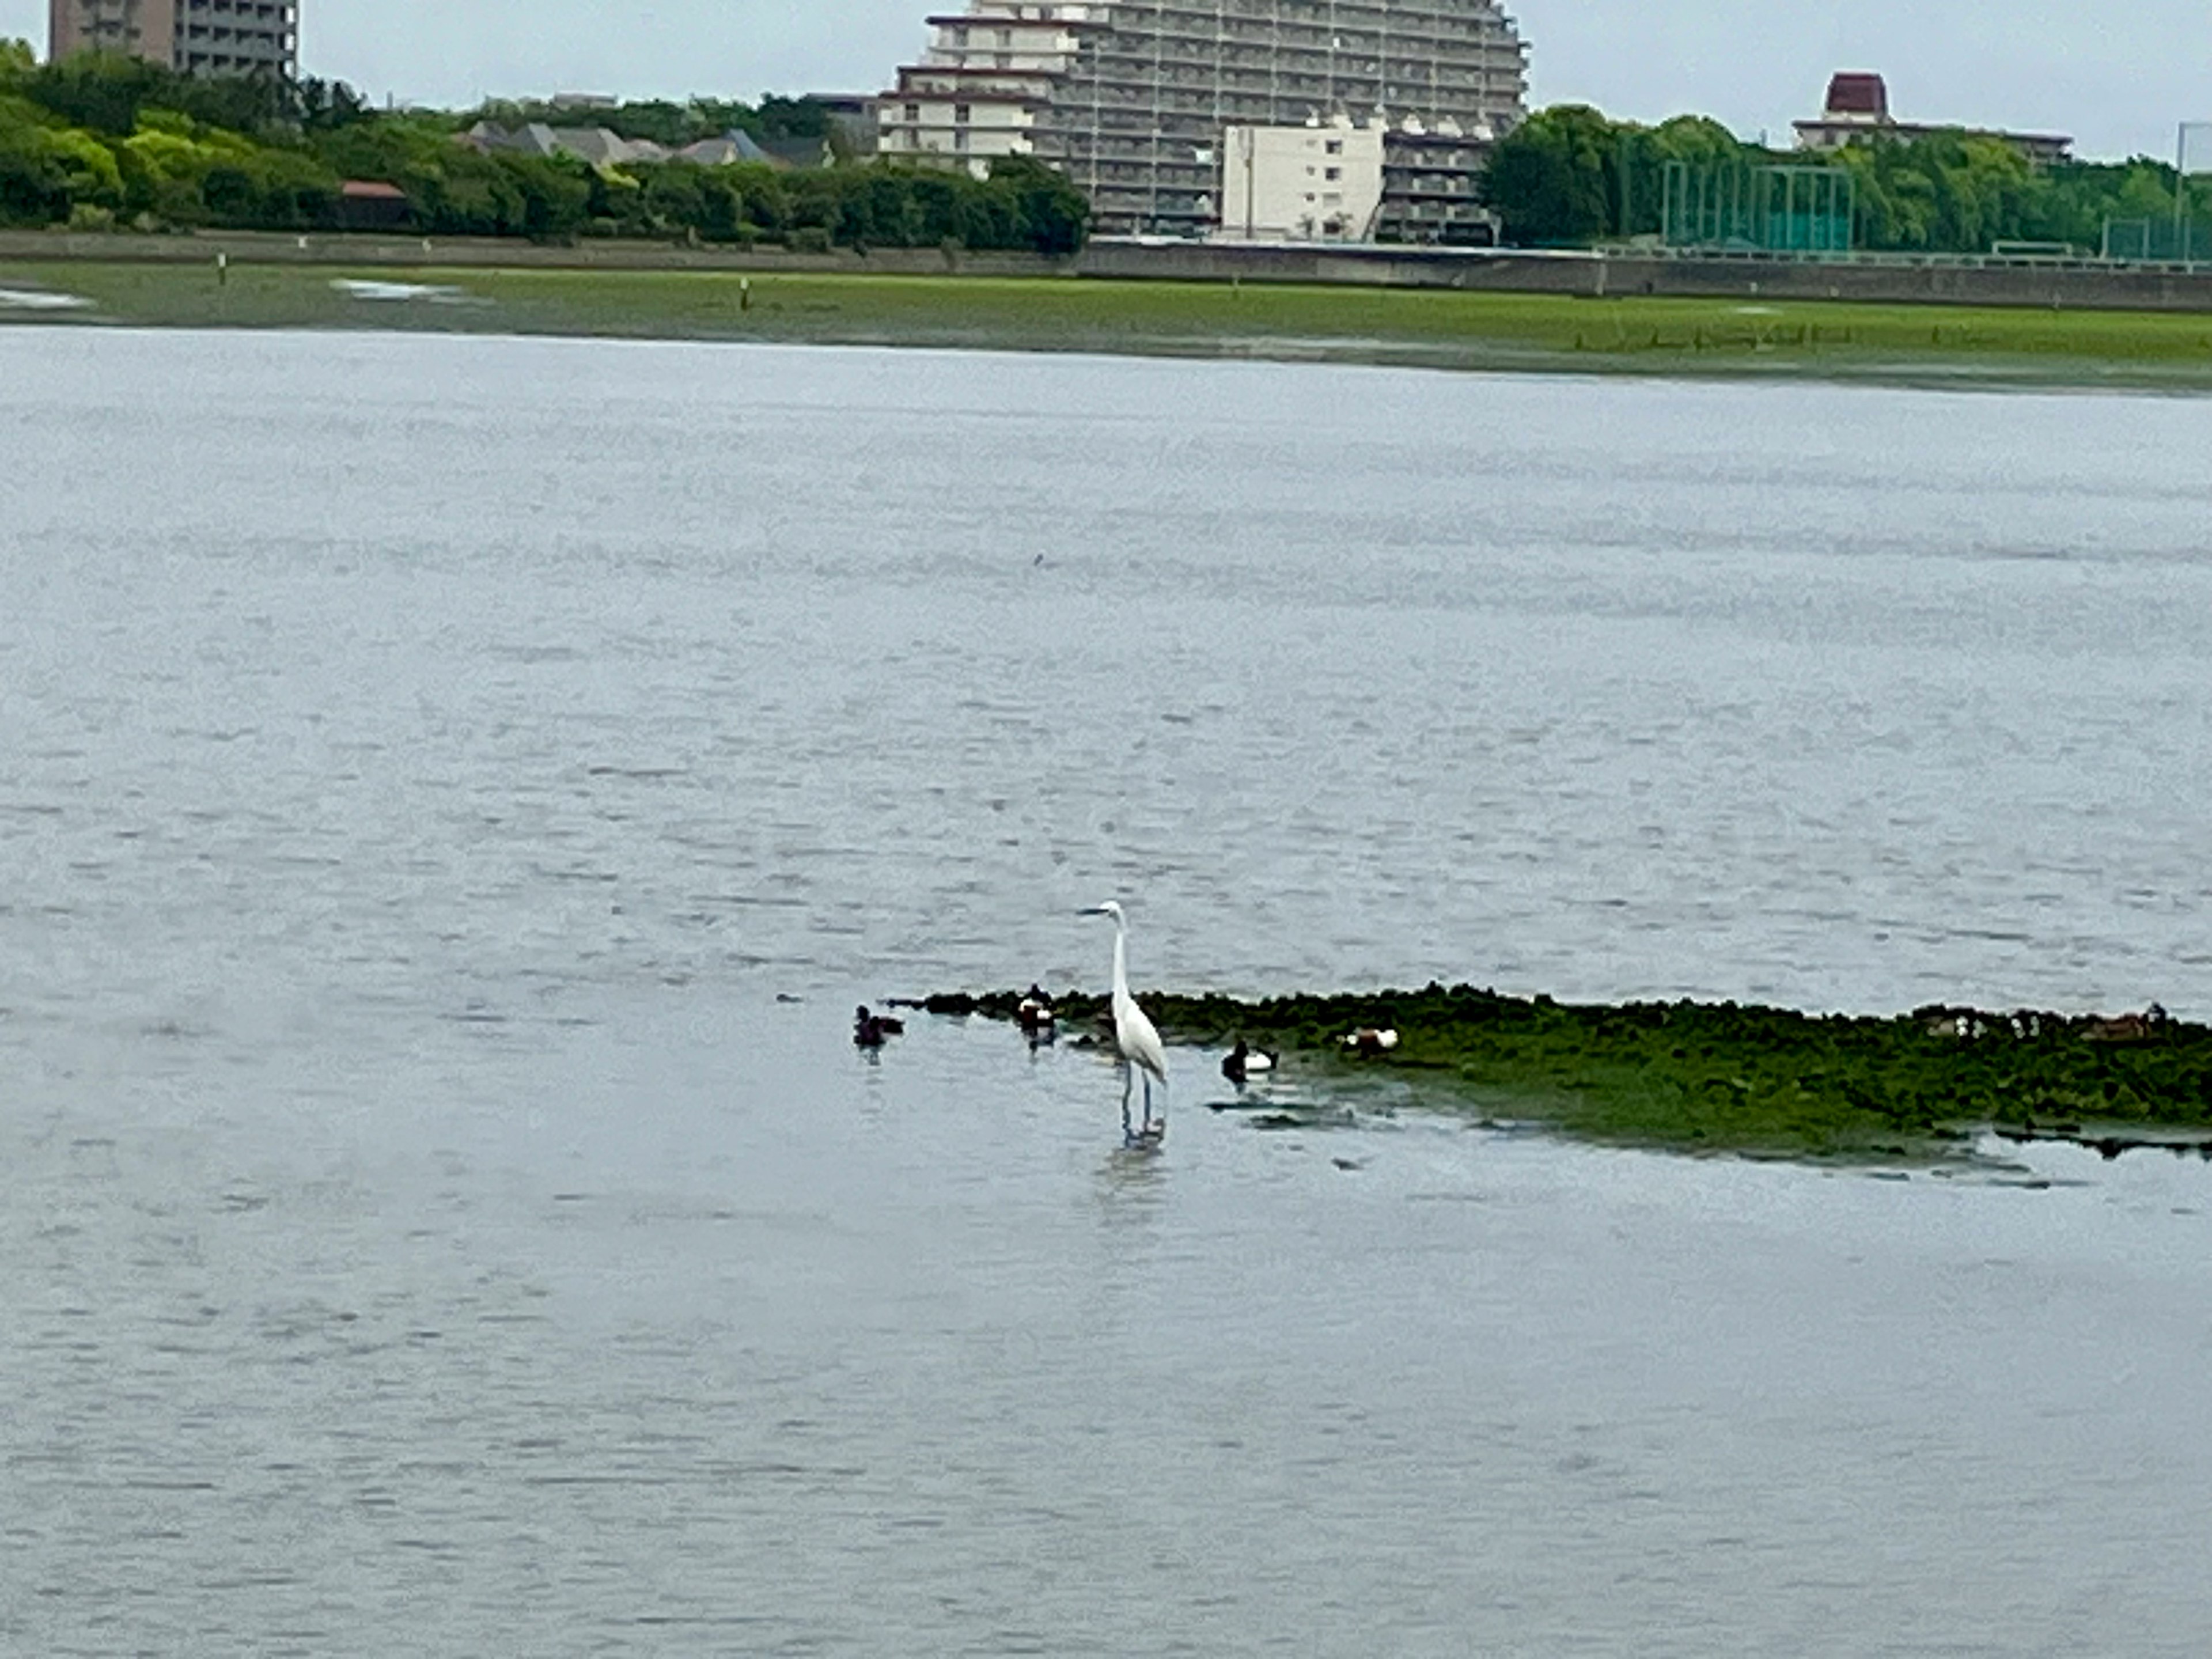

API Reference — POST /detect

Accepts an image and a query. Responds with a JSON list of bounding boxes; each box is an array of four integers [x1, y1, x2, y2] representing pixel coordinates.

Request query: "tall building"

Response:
[[50, 0, 300, 79], [879, 1, 1528, 237]]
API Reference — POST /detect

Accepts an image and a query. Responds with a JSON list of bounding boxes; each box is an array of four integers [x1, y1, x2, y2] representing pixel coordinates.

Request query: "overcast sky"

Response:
[[5, 0, 2206, 161]]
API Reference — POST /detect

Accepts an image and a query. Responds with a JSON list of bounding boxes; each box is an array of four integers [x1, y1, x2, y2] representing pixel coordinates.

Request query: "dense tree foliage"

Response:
[[12, 48, 297, 137], [0, 44, 1090, 252], [464, 92, 835, 150], [1838, 136, 2188, 254], [1485, 102, 2200, 255]]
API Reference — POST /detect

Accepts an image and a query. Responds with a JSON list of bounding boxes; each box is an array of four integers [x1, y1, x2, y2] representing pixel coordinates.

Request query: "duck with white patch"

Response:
[[1221, 1039, 1277, 1085], [1016, 984, 1056, 1039]]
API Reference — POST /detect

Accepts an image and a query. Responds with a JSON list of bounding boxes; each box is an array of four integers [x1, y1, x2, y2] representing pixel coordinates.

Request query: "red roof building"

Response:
[[1822, 73, 1891, 121], [1794, 72, 2073, 165], [335, 180, 411, 231]]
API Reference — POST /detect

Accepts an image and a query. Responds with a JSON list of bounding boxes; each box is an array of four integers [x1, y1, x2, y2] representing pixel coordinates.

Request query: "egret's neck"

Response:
[[1111, 924, 1129, 1000]]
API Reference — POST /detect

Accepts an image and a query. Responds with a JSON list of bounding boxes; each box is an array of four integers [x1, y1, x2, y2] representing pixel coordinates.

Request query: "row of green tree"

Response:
[[0, 44, 1089, 253], [312, 116, 1085, 250], [1484, 103, 2201, 255]]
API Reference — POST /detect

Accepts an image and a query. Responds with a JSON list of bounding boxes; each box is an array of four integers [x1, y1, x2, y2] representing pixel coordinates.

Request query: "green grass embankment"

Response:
[[8, 261, 2212, 386], [929, 986, 2212, 1159]]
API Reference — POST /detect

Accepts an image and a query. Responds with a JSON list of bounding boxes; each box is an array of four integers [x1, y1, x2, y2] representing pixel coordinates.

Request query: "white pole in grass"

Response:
[[2178, 124, 2189, 264]]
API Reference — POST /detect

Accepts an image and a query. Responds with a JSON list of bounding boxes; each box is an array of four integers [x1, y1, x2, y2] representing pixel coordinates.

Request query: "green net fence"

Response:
[[2101, 217, 2212, 262], [1661, 162, 1855, 254]]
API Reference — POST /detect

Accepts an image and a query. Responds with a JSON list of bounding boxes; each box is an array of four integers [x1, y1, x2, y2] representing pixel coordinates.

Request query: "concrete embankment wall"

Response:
[[7, 228, 2212, 313], [1076, 239, 2212, 313]]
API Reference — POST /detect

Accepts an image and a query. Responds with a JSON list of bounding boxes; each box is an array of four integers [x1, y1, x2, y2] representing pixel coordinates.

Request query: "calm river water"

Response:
[[3, 329, 2210, 1654]]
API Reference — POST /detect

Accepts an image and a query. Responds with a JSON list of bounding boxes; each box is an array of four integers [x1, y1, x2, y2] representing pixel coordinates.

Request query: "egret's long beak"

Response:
[[1078, 906, 1109, 917]]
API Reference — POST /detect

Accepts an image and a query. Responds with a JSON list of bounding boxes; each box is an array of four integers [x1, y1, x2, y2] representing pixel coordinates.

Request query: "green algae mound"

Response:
[[925, 984, 2212, 1158]]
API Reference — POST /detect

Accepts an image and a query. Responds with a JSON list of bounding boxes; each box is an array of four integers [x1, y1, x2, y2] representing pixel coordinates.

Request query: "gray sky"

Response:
[[5, 1, 2206, 161]]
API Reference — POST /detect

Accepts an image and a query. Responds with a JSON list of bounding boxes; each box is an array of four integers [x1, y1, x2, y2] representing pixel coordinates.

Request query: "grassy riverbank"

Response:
[[9, 260, 2212, 386], [929, 986, 2212, 1159]]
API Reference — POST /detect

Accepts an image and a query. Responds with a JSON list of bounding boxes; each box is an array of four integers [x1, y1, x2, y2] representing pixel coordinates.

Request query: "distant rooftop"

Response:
[[460, 123, 809, 170], [1823, 73, 1890, 122], [1796, 71, 2073, 165]]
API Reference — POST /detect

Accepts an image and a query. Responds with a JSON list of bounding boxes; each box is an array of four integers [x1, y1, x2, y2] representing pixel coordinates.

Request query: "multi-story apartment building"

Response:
[[878, 0, 1528, 238], [1377, 119, 1498, 244], [50, 0, 300, 79], [880, 6, 1089, 178]]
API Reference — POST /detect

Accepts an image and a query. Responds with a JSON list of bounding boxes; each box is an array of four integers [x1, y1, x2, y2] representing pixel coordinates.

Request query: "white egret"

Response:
[[1080, 901, 1168, 1145]]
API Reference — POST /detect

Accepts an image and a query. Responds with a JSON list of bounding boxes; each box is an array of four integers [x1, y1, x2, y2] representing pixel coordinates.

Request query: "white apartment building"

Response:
[[879, 5, 1104, 179], [880, 0, 1527, 236], [1218, 118, 1384, 241]]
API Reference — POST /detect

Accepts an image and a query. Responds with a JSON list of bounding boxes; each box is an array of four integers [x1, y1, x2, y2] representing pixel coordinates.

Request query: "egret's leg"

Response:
[[1120, 1065, 1134, 1143]]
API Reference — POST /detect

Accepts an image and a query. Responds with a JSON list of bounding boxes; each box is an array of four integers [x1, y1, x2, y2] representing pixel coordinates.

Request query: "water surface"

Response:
[[3, 331, 2209, 1654]]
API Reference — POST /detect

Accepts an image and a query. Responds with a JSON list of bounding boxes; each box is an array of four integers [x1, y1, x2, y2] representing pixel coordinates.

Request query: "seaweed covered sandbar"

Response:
[[921, 984, 2212, 1158]]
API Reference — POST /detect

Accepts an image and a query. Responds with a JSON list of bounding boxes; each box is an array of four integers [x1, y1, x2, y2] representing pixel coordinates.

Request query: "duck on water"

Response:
[[1222, 1039, 1277, 1085], [853, 1006, 905, 1049], [1017, 985, 1056, 1040]]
